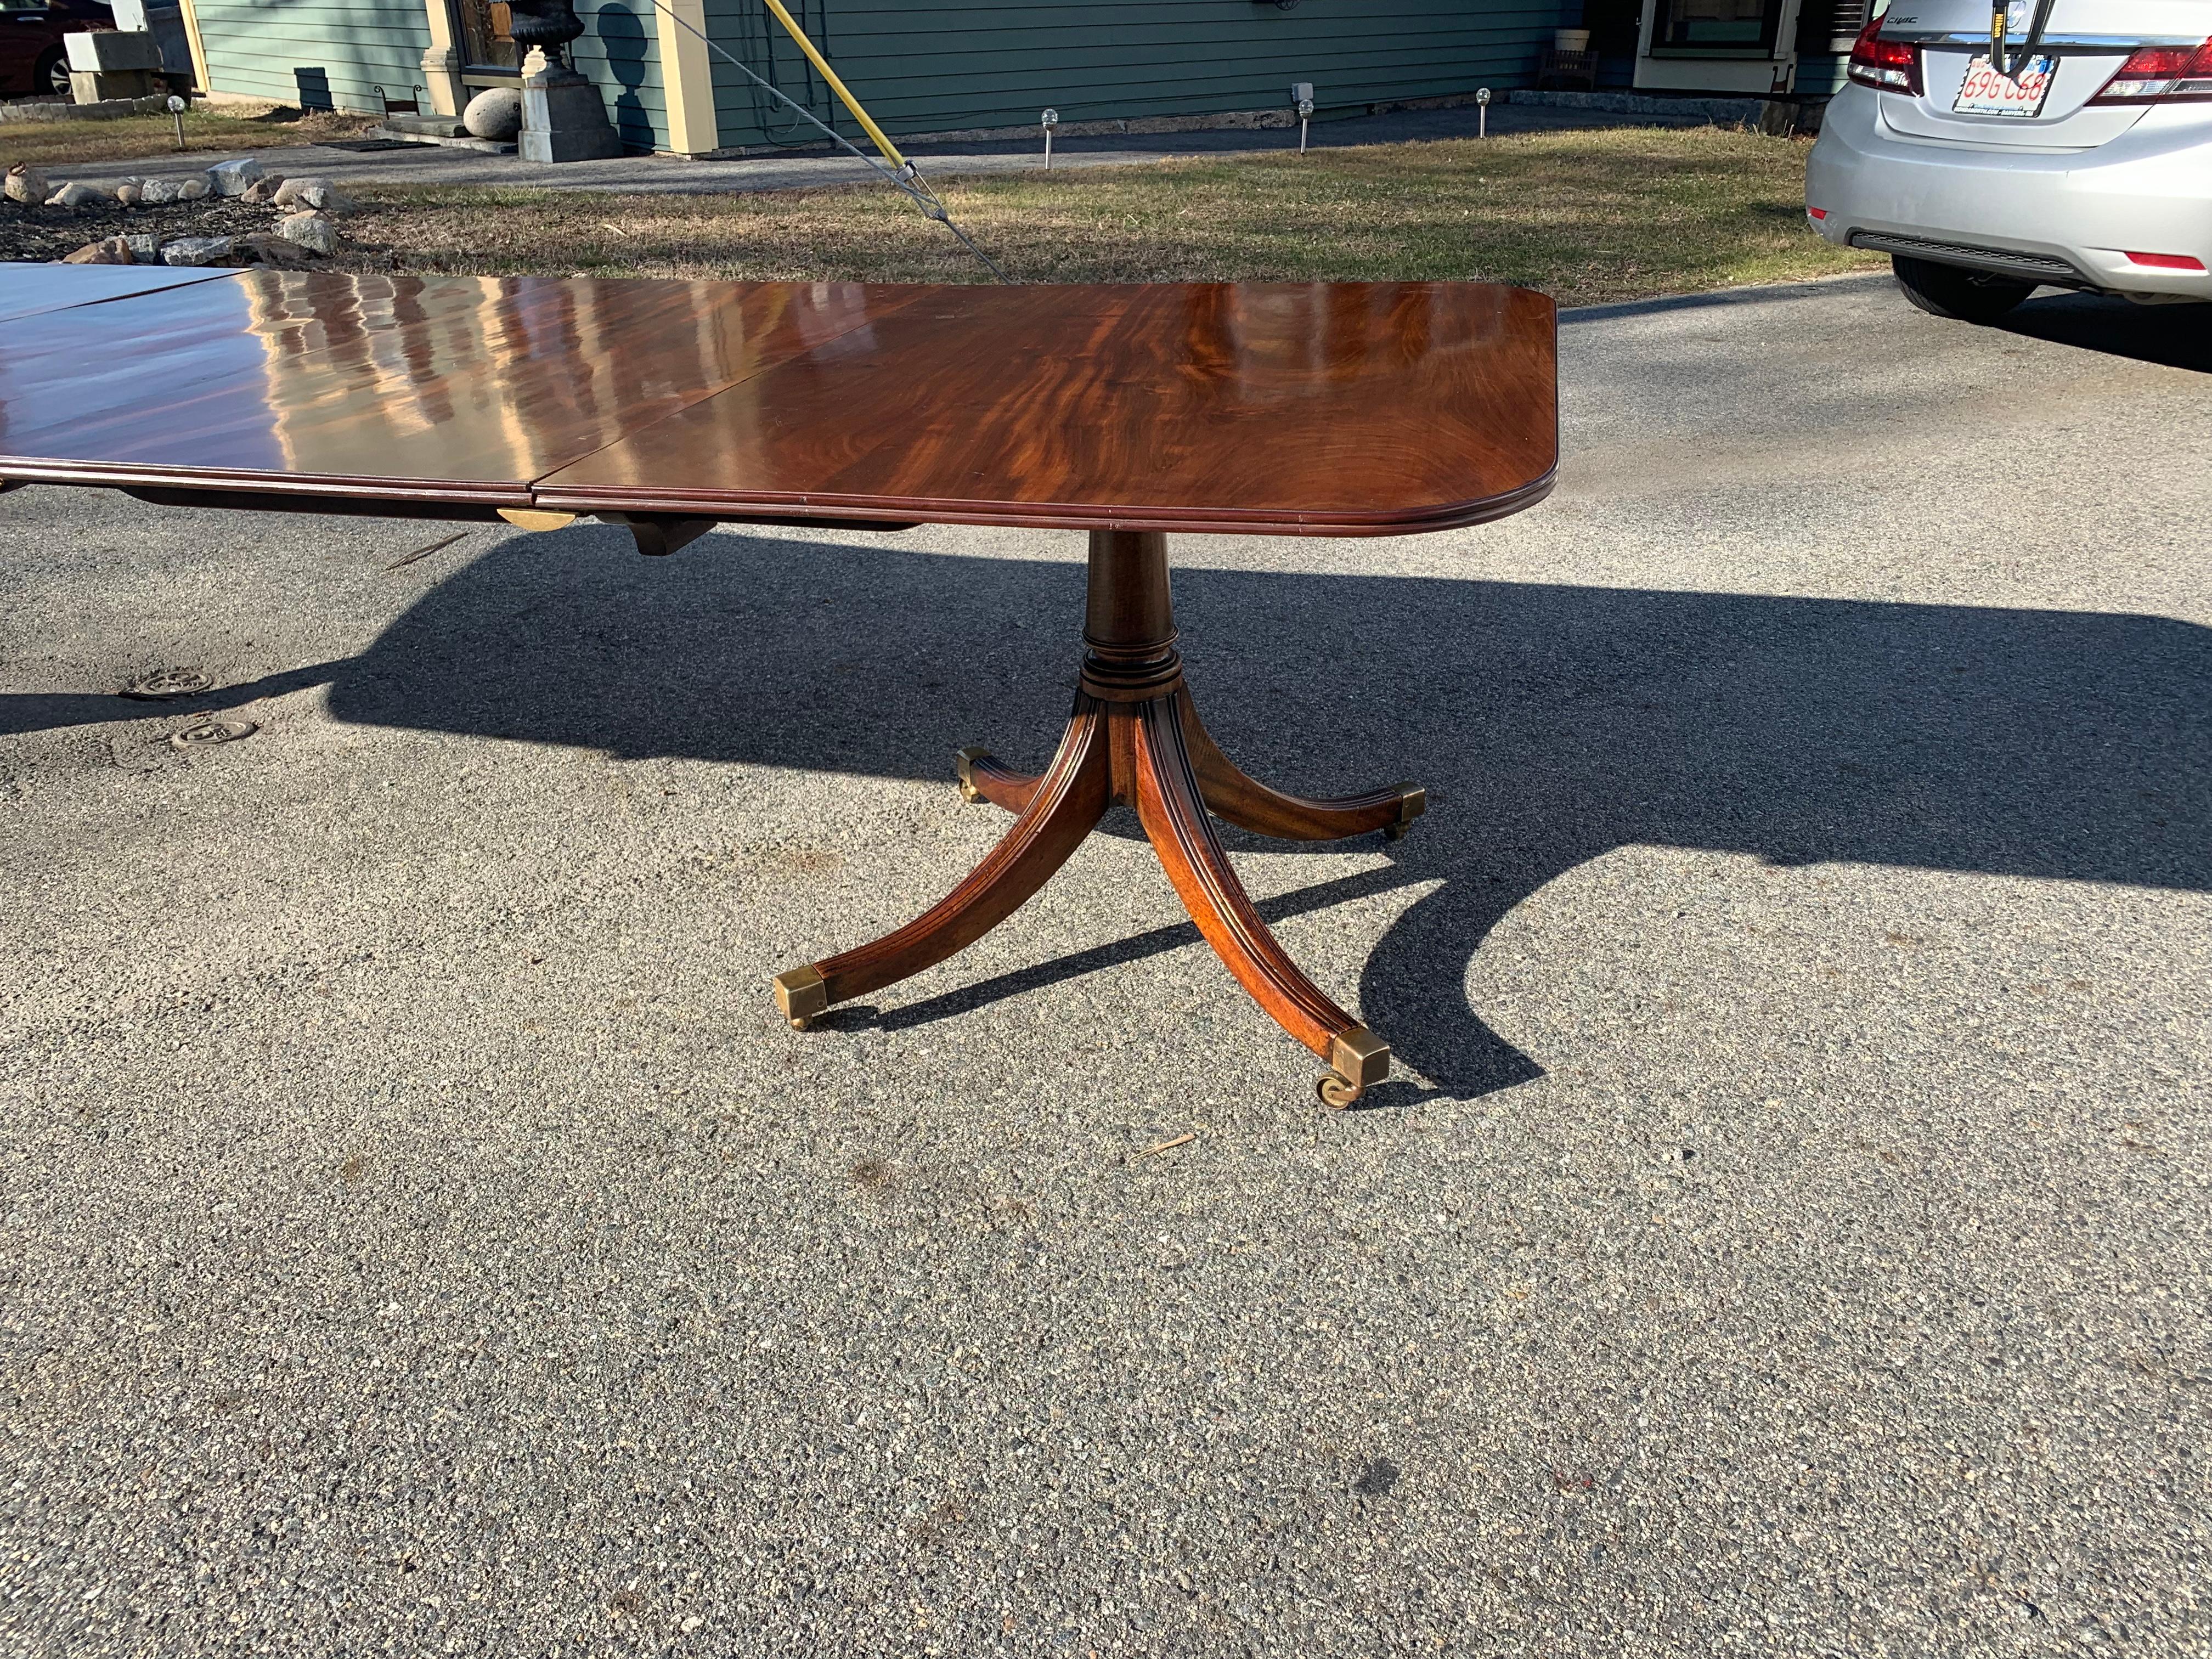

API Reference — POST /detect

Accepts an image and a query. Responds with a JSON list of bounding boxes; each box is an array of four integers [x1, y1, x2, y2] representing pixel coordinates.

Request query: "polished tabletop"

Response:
[[0, 263, 235, 325], [0, 268, 1557, 535]]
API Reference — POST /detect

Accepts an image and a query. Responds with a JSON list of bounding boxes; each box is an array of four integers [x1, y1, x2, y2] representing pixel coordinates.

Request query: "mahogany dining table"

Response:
[[0, 263, 1557, 1105]]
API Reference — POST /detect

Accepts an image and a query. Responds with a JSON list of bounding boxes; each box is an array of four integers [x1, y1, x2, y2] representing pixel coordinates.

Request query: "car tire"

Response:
[[1892, 256, 2036, 324]]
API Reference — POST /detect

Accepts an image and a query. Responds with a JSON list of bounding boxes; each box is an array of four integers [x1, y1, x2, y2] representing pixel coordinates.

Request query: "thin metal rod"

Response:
[[755, 0, 910, 171], [646, 0, 1008, 280]]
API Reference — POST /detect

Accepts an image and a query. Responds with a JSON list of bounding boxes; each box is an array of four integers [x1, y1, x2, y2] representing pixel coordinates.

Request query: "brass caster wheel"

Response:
[[1316, 1071, 1363, 1109], [787, 1014, 814, 1031], [1317, 1026, 1388, 1109]]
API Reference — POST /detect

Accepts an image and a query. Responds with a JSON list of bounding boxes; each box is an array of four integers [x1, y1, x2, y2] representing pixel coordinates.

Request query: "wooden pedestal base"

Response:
[[771, 531, 1423, 1107]]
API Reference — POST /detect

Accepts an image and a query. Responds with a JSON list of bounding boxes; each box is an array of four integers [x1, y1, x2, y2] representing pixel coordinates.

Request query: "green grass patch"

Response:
[[343, 125, 1879, 306], [0, 105, 377, 173]]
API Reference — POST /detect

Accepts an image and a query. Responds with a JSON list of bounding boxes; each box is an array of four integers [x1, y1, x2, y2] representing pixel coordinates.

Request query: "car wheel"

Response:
[[1893, 255, 2036, 324], [35, 47, 71, 99]]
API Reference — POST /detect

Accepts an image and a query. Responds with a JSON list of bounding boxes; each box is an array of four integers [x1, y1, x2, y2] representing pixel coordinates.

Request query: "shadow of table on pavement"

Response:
[[19, 524, 2202, 1100]]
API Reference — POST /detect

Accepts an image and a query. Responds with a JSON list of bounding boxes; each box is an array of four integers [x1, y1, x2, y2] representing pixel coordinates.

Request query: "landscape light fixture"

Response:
[[1041, 107, 1058, 170], [1476, 84, 1491, 139], [166, 92, 186, 149], [1291, 82, 1314, 152]]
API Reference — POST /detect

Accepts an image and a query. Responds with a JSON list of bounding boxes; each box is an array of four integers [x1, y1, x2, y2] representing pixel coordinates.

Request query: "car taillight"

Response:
[[2087, 38, 2212, 103], [1847, 15, 1922, 94], [2124, 251, 2207, 270]]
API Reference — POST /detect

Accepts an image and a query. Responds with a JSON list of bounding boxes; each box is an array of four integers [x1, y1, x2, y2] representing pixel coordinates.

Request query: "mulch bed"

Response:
[[0, 196, 392, 271], [0, 196, 281, 263]]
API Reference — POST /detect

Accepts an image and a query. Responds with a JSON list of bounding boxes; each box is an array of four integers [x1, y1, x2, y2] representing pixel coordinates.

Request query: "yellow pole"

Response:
[[755, 0, 910, 170]]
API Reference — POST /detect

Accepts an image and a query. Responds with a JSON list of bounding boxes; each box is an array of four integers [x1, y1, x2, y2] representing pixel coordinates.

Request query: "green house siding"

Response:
[[193, 0, 668, 148], [195, 0, 431, 114], [1794, 52, 1850, 94], [705, 0, 1578, 151]]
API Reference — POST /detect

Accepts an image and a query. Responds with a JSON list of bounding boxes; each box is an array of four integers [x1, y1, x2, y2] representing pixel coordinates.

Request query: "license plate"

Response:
[[1953, 53, 2057, 117]]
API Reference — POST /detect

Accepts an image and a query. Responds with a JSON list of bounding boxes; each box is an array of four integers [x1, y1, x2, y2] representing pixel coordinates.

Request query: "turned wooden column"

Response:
[[1078, 530, 1183, 702]]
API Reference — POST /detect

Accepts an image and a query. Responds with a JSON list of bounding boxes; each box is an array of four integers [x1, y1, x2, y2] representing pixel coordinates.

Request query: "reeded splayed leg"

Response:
[[1176, 690, 1424, 843], [1129, 693, 1391, 1108], [953, 746, 1042, 812], [772, 704, 1109, 1028]]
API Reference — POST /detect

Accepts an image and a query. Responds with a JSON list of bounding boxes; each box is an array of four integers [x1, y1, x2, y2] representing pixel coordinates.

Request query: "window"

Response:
[[1797, 0, 1873, 53], [1654, 0, 1787, 53], [453, 0, 521, 73]]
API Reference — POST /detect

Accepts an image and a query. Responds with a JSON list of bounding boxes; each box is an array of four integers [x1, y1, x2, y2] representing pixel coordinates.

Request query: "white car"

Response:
[[1805, 0, 2212, 320]]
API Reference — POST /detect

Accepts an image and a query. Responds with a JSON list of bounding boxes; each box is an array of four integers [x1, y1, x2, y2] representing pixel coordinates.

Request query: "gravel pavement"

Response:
[[2, 275, 2208, 1656]]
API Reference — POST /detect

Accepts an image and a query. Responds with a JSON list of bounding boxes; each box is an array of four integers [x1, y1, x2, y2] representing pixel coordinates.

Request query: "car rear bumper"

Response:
[[1805, 85, 2212, 298]]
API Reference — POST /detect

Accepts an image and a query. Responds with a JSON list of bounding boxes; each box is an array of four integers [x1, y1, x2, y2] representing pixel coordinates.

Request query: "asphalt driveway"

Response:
[[1, 275, 2207, 1656]]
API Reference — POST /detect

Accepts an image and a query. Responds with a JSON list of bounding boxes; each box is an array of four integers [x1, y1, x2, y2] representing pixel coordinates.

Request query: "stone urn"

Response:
[[506, 0, 622, 161], [505, 0, 585, 72]]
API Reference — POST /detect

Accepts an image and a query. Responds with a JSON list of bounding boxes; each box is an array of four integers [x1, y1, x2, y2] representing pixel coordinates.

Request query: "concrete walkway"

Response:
[[72, 98, 1720, 197]]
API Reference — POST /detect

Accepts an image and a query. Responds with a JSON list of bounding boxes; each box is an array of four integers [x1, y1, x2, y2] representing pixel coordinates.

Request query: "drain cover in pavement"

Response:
[[170, 718, 257, 750], [121, 668, 213, 701]]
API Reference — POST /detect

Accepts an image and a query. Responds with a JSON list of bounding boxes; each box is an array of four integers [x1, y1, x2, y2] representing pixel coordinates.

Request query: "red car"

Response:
[[1, 0, 120, 101]]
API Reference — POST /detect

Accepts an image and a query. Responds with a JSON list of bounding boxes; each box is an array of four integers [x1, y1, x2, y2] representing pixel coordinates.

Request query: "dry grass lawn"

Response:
[[342, 125, 1881, 305], [0, 104, 377, 172]]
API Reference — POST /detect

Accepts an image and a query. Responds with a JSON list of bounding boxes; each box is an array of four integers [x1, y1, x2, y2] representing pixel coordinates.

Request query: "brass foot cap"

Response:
[[1318, 1026, 1391, 1108], [772, 963, 829, 1030], [954, 746, 992, 804], [1384, 786, 1427, 843]]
